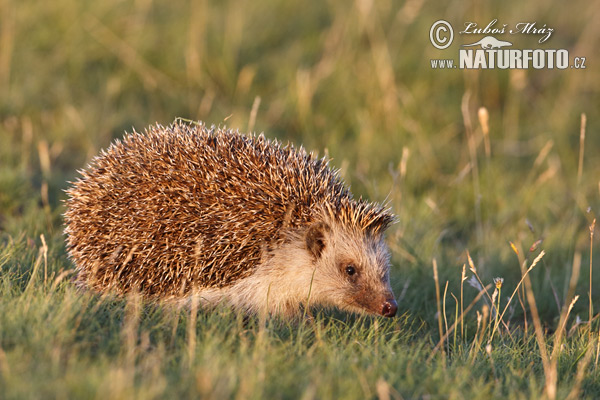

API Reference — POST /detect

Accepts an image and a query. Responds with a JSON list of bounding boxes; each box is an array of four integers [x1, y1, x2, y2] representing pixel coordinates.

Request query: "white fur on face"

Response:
[[307, 220, 394, 315]]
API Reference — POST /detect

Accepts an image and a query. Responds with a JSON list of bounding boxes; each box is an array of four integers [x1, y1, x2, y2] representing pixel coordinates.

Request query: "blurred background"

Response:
[[1, 0, 599, 318]]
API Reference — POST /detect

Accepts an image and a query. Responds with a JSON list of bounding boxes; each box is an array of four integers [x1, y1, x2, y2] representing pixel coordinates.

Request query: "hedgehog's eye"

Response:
[[345, 264, 357, 276]]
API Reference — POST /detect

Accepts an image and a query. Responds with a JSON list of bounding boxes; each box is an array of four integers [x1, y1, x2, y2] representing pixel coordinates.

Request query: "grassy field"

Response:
[[1, 0, 599, 398]]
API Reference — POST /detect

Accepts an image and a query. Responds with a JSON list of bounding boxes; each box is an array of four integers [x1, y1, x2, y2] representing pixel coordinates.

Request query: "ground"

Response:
[[0, 0, 599, 398]]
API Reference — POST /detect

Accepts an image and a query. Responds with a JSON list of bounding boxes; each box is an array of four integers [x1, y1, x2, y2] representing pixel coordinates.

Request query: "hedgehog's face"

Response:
[[305, 221, 397, 317]]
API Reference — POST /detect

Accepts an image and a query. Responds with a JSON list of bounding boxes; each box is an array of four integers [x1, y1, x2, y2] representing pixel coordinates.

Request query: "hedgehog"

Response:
[[64, 121, 398, 318]]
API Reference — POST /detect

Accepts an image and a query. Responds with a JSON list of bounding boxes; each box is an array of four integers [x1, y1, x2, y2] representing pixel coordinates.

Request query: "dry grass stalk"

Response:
[[565, 343, 595, 400], [40, 234, 48, 286], [24, 234, 48, 294], [467, 251, 511, 334], [510, 242, 530, 333], [451, 293, 459, 350], [461, 93, 483, 243], [188, 291, 198, 369], [470, 305, 489, 364], [596, 331, 600, 369], [577, 113, 586, 185], [460, 264, 466, 338], [467, 251, 493, 304], [477, 107, 490, 158], [485, 344, 499, 384], [122, 292, 141, 371], [496, 250, 545, 330], [432, 258, 445, 361], [443, 281, 449, 354], [488, 278, 503, 343], [429, 284, 492, 359], [248, 95, 261, 133], [589, 218, 596, 336], [521, 253, 554, 399]]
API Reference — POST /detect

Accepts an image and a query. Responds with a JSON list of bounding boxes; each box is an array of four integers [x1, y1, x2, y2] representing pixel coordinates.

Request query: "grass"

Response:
[[1, 0, 599, 398]]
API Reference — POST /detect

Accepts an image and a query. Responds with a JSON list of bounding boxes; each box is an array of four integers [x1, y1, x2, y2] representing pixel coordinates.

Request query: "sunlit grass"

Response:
[[0, 0, 599, 398]]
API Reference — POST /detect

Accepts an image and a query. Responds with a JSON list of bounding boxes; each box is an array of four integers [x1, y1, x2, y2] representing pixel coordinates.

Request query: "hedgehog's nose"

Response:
[[381, 299, 398, 318]]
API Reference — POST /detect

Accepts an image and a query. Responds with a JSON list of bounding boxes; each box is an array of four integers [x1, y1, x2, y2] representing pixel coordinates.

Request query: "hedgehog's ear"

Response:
[[306, 222, 330, 259]]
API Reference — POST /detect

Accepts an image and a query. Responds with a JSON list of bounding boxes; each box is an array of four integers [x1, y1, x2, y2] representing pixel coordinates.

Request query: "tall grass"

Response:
[[0, 0, 599, 398]]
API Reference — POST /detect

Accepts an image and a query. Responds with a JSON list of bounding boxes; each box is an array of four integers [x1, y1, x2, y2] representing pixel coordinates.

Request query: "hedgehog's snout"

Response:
[[381, 299, 398, 318]]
